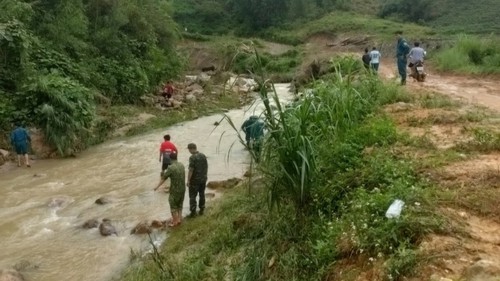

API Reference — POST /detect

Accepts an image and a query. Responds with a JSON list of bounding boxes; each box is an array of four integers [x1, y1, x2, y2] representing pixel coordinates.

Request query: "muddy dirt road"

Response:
[[379, 59, 500, 112]]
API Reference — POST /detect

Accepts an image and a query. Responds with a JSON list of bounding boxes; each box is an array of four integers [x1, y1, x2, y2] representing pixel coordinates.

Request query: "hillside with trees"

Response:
[[0, 0, 181, 155], [173, 0, 500, 36], [2, 0, 499, 156]]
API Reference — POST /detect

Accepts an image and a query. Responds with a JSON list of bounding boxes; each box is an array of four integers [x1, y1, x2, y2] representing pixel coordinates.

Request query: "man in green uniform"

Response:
[[396, 31, 410, 85], [154, 152, 185, 227], [187, 143, 208, 218]]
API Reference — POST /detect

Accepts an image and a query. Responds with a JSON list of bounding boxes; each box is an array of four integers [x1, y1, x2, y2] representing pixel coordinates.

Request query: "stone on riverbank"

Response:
[[206, 178, 242, 189]]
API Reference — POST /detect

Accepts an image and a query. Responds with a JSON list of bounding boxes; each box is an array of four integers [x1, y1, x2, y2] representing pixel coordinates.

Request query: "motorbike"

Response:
[[409, 60, 426, 82]]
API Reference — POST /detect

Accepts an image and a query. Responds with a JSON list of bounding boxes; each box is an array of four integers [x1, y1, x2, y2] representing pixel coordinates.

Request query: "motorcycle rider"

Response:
[[408, 42, 427, 78]]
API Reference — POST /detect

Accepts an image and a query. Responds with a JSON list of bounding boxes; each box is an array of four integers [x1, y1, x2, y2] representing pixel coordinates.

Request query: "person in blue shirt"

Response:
[[10, 122, 31, 167], [396, 31, 411, 85]]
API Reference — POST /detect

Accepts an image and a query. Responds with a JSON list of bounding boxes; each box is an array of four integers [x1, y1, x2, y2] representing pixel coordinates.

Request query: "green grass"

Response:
[[456, 127, 500, 153], [120, 58, 449, 281], [89, 92, 241, 145], [263, 11, 436, 45], [434, 35, 500, 74], [418, 92, 460, 109], [427, 0, 500, 34]]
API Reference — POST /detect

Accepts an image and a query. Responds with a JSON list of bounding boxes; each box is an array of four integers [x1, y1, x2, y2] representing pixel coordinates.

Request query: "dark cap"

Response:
[[187, 143, 197, 149]]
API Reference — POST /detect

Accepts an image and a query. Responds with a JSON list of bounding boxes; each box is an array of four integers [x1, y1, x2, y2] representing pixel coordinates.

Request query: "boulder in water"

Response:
[[207, 178, 242, 189], [13, 260, 39, 271], [99, 219, 117, 236], [95, 197, 111, 205], [47, 196, 72, 209], [151, 220, 166, 229], [0, 269, 25, 281], [82, 219, 99, 229], [130, 221, 152, 235]]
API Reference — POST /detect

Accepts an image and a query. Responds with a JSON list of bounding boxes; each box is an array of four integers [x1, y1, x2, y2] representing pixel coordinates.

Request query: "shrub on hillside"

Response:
[[434, 35, 500, 74], [22, 73, 95, 155]]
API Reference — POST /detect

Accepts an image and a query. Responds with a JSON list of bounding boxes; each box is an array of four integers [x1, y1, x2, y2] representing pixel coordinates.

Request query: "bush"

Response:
[[230, 50, 301, 75], [22, 72, 95, 155], [434, 35, 500, 74]]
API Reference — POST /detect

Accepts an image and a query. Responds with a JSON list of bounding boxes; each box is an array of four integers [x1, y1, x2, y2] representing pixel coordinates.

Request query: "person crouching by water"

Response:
[[241, 116, 265, 162], [11, 122, 31, 167], [154, 152, 185, 227], [159, 134, 178, 177], [241, 116, 265, 147]]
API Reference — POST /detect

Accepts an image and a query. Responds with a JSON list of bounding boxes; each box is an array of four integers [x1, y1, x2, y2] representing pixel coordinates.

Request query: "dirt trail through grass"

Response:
[[375, 58, 500, 280], [379, 60, 500, 112]]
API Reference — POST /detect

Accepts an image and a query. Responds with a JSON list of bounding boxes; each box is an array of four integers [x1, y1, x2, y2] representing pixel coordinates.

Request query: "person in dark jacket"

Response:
[[187, 143, 208, 217], [10, 122, 31, 167], [396, 31, 411, 85], [362, 48, 371, 69]]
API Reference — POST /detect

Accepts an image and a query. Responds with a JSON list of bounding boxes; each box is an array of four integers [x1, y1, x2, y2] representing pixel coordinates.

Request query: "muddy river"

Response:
[[0, 84, 293, 281]]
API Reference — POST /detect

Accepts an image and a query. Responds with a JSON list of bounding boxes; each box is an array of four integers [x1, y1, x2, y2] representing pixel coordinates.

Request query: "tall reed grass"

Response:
[[253, 56, 404, 214]]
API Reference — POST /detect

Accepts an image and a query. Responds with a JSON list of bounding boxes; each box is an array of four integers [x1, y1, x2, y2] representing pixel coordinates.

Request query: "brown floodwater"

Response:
[[0, 84, 292, 281]]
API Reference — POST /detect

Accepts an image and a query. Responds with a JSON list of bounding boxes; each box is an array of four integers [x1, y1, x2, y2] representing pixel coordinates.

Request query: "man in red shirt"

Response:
[[162, 81, 174, 100], [159, 134, 178, 175]]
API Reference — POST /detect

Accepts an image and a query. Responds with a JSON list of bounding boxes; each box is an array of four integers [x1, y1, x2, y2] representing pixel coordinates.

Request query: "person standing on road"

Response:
[[159, 134, 178, 176], [396, 31, 411, 85], [154, 153, 185, 227], [369, 46, 381, 73], [10, 122, 31, 167], [187, 143, 208, 218], [362, 48, 371, 69]]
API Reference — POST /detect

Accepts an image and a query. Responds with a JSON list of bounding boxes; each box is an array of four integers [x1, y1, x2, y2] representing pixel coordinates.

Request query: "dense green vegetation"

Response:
[[172, 0, 347, 35], [377, 0, 500, 34], [264, 11, 434, 45], [174, 0, 500, 37], [121, 57, 449, 281], [434, 35, 500, 74], [0, 0, 181, 154]]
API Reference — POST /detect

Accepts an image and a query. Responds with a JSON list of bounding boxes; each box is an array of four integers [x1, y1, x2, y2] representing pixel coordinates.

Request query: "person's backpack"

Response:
[[162, 151, 172, 165]]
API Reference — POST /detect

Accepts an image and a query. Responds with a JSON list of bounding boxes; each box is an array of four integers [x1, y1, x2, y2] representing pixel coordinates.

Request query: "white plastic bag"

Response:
[[385, 199, 405, 218]]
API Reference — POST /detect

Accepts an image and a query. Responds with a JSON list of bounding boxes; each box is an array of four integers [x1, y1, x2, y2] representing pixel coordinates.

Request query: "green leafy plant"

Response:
[[23, 73, 95, 155]]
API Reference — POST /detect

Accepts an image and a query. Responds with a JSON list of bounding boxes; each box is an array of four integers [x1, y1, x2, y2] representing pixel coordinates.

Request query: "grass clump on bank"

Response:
[[94, 92, 241, 141], [231, 49, 301, 79], [434, 35, 500, 74], [121, 57, 448, 281]]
